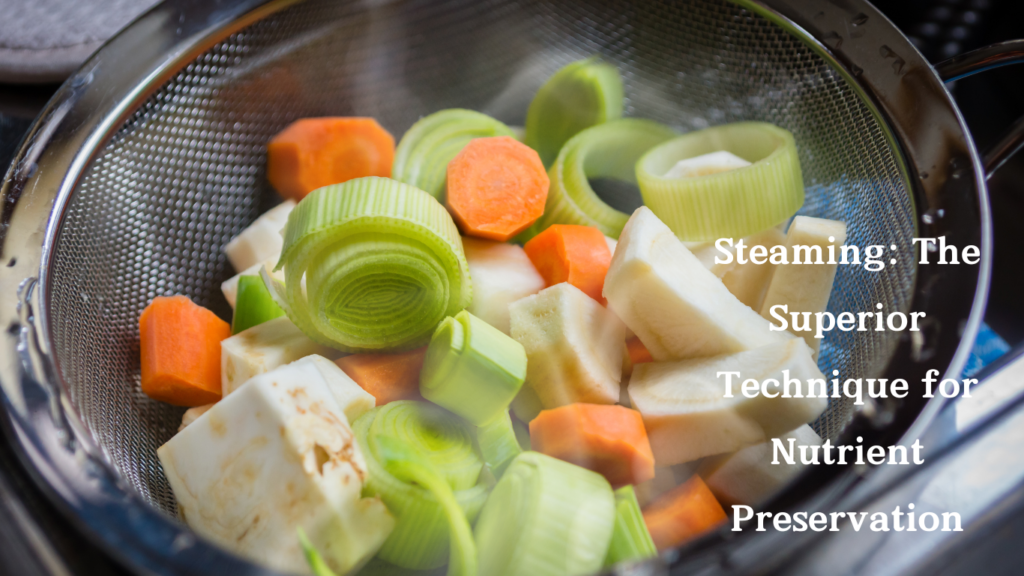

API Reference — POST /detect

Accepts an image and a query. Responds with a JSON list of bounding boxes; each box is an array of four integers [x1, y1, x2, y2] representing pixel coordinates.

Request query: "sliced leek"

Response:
[[298, 528, 339, 576], [393, 109, 516, 201], [232, 274, 285, 334], [367, 401, 482, 491], [603, 486, 657, 567], [475, 411, 523, 478], [525, 58, 624, 167], [354, 402, 489, 569], [525, 119, 677, 240], [474, 452, 615, 576], [420, 310, 527, 426], [266, 177, 471, 352], [371, 435, 477, 576], [636, 122, 804, 241]]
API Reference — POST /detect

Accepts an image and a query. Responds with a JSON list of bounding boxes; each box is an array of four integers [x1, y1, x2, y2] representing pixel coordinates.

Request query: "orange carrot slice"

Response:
[[335, 347, 428, 406], [523, 224, 612, 303], [627, 337, 654, 366], [446, 136, 549, 241], [623, 336, 655, 379], [139, 295, 230, 406], [529, 403, 655, 487], [267, 117, 395, 201], [642, 475, 727, 551]]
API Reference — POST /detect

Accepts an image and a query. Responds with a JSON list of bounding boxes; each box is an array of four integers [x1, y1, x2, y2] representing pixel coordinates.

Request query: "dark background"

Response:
[[0, 0, 1021, 574]]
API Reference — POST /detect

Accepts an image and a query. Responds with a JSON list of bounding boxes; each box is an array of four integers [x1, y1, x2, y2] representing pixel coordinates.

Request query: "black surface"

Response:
[[0, 2, 1022, 575], [873, 0, 1024, 345]]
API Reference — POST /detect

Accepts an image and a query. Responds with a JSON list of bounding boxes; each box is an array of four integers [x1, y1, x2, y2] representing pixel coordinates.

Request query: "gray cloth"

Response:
[[0, 0, 159, 83]]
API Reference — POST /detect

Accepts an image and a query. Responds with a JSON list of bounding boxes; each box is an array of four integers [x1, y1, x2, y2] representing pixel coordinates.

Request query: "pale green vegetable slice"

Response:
[[636, 122, 804, 241], [393, 109, 516, 201], [298, 528, 339, 576], [266, 177, 471, 352], [367, 401, 483, 491], [475, 411, 522, 478], [354, 402, 489, 569], [474, 451, 615, 576], [420, 310, 527, 426], [231, 274, 285, 334], [603, 486, 657, 567], [371, 435, 477, 576], [523, 119, 677, 241], [525, 58, 624, 166]]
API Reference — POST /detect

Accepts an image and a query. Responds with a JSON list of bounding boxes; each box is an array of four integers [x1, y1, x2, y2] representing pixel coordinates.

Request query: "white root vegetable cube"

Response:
[[682, 240, 737, 278], [604, 207, 791, 361], [699, 424, 822, 507], [722, 226, 787, 310], [662, 150, 751, 179], [221, 316, 340, 397], [302, 355, 377, 425], [224, 200, 295, 272], [510, 283, 625, 409], [158, 357, 393, 575], [179, 403, 215, 432], [628, 338, 827, 465], [463, 237, 546, 335], [221, 261, 285, 308], [760, 216, 847, 357]]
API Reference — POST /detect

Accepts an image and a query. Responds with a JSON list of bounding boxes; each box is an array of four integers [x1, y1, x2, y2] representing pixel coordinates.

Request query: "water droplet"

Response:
[[852, 13, 869, 26], [920, 171, 929, 179]]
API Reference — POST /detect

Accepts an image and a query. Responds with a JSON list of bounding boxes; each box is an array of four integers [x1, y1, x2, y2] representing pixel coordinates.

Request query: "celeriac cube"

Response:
[[158, 356, 392, 575], [699, 424, 822, 506], [463, 237, 546, 334], [221, 316, 339, 396], [224, 200, 295, 272], [628, 338, 826, 465], [510, 283, 624, 409]]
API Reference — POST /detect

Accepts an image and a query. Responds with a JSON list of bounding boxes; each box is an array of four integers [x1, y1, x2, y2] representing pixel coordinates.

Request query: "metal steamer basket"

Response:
[[0, 0, 1017, 574]]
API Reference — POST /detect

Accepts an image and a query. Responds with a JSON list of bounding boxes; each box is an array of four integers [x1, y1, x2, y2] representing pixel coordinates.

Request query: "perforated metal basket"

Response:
[[0, 0, 995, 574]]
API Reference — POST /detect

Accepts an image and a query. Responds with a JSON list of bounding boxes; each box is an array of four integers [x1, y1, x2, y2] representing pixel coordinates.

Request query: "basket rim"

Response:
[[0, 0, 992, 574]]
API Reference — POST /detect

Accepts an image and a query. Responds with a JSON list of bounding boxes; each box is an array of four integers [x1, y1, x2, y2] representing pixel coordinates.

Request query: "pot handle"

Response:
[[935, 40, 1024, 179]]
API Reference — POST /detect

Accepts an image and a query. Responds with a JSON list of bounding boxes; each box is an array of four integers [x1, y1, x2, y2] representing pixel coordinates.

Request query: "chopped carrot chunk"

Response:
[[267, 117, 394, 201], [139, 295, 230, 406], [335, 347, 428, 406], [524, 224, 612, 303], [446, 136, 549, 241], [643, 475, 727, 550], [530, 403, 655, 487]]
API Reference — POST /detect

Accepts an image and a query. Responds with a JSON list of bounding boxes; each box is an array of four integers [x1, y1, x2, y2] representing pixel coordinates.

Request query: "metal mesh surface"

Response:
[[48, 0, 913, 516]]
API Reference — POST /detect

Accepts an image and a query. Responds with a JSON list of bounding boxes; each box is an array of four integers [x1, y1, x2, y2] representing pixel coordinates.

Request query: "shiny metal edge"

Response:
[[0, 0, 994, 575], [0, 0, 298, 575]]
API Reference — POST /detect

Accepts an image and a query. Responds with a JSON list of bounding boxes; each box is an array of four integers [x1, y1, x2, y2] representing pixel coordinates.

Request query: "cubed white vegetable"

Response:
[[722, 226, 787, 310], [224, 200, 295, 272], [628, 338, 827, 465], [699, 424, 822, 506], [510, 283, 624, 409], [760, 216, 847, 357], [662, 150, 751, 179], [179, 403, 215, 432], [682, 240, 737, 278], [603, 207, 791, 361], [221, 261, 285, 308], [463, 237, 546, 334], [158, 357, 393, 575], [221, 316, 340, 396]]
